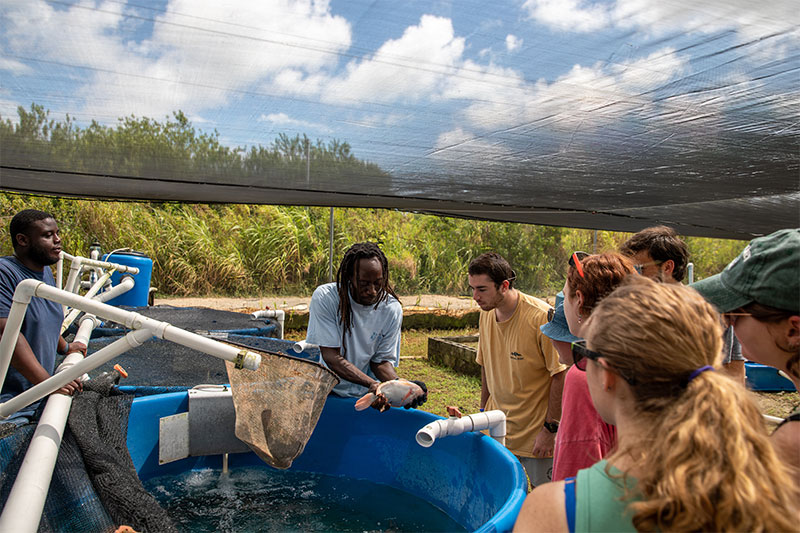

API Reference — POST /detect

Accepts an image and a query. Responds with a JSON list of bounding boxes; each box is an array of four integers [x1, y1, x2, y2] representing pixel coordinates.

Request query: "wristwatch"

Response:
[[543, 420, 559, 433]]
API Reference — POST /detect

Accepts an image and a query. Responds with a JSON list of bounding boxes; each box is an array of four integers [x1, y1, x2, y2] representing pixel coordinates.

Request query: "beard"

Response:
[[28, 242, 60, 266]]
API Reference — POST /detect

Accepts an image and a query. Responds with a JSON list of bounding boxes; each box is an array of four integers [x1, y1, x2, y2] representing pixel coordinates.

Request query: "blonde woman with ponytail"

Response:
[[513, 276, 798, 532]]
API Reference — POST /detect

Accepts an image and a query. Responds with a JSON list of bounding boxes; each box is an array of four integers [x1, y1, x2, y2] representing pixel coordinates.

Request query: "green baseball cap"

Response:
[[691, 228, 800, 313]]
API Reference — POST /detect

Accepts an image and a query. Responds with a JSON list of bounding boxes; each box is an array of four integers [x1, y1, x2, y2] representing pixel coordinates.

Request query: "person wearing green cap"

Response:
[[692, 227, 800, 477]]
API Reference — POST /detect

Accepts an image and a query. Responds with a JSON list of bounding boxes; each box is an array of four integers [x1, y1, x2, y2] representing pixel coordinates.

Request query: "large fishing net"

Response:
[[224, 342, 339, 469]]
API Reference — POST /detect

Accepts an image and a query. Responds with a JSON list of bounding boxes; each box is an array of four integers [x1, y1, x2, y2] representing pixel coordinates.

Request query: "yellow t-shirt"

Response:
[[476, 291, 567, 458]]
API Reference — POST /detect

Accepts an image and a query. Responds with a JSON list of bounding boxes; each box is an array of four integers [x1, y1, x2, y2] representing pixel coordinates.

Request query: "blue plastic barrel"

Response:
[[101, 251, 153, 307]]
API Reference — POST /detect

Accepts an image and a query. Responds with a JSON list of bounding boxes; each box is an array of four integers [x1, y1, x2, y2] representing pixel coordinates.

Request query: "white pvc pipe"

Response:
[[0, 280, 261, 417], [61, 270, 116, 334], [93, 276, 135, 304], [60, 251, 140, 275], [0, 316, 97, 533], [416, 410, 507, 448], [251, 309, 285, 339], [0, 329, 152, 419], [0, 298, 29, 390], [292, 339, 317, 353], [61, 253, 140, 296], [56, 257, 63, 291]]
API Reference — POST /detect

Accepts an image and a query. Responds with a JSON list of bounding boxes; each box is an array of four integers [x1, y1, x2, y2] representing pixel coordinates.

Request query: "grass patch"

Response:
[[287, 327, 481, 417], [288, 327, 799, 423]]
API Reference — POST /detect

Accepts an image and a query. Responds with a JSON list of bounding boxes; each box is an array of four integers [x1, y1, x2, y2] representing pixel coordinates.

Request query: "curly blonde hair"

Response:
[[584, 276, 799, 532]]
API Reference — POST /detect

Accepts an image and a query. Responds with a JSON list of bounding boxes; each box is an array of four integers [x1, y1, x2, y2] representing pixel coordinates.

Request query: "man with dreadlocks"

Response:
[[306, 242, 426, 409]]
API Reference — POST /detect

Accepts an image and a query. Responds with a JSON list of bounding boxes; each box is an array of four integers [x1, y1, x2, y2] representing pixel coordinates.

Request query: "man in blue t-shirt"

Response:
[[306, 242, 426, 409], [0, 209, 86, 425]]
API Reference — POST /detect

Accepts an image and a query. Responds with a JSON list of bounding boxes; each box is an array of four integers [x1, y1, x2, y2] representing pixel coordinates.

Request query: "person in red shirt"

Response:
[[547, 252, 635, 481]]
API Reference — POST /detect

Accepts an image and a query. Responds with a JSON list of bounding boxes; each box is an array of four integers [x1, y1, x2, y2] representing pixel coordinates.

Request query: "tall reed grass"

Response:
[[0, 193, 744, 297]]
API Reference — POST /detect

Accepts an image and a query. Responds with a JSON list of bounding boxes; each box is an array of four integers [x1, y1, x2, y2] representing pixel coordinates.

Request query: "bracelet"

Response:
[[57, 344, 68, 355]]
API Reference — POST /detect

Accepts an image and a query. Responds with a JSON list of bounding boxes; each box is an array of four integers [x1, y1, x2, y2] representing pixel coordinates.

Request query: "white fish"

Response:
[[354, 379, 425, 412]]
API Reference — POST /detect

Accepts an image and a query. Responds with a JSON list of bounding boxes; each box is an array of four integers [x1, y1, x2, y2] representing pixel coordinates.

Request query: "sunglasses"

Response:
[[633, 260, 663, 275], [570, 340, 636, 385], [722, 312, 751, 328], [568, 251, 590, 278]]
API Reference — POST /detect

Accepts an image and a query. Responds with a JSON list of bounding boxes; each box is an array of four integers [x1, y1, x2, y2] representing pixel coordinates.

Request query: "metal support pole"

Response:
[[329, 207, 335, 282]]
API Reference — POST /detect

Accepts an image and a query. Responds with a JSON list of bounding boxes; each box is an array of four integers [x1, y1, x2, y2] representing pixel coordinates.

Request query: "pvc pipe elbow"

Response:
[[12, 279, 40, 304], [416, 420, 444, 448], [292, 339, 316, 353]]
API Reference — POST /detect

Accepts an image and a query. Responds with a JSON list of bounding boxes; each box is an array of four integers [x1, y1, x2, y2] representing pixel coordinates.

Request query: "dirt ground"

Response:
[[154, 294, 479, 313]]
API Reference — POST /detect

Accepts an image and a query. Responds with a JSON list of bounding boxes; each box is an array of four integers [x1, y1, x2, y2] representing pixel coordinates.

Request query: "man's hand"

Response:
[[55, 378, 83, 396], [531, 427, 556, 458], [445, 405, 463, 418], [367, 380, 380, 395], [66, 341, 87, 356], [370, 393, 392, 412], [403, 380, 427, 409]]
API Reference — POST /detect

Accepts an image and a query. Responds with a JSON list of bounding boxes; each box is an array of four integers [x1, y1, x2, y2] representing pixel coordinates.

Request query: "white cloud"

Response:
[[453, 48, 690, 135], [432, 127, 513, 162], [1, 0, 352, 121], [522, 0, 610, 32], [505, 34, 523, 52], [522, 0, 800, 41], [259, 112, 331, 132], [318, 15, 465, 105]]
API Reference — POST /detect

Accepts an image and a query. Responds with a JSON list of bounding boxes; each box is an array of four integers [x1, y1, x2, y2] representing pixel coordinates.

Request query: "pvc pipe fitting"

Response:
[[416, 410, 506, 448], [292, 339, 317, 353], [251, 309, 285, 339]]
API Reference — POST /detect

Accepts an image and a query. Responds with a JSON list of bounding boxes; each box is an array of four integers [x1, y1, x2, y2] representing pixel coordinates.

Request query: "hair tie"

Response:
[[687, 365, 714, 383]]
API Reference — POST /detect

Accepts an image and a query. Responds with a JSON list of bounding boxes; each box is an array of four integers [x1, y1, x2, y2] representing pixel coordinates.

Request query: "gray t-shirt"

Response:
[[721, 325, 744, 364], [306, 282, 402, 398], [0, 256, 63, 400]]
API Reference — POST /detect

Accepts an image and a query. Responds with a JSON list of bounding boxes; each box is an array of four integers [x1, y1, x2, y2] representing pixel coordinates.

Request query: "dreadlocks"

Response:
[[336, 242, 398, 355]]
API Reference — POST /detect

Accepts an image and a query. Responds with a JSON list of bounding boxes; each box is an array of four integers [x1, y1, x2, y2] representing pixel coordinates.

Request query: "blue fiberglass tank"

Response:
[[101, 251, 153, 307], [127, 392, 528, 532]]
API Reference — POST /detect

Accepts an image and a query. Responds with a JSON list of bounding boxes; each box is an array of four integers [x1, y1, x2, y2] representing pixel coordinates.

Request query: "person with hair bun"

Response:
[[548, 252, 635, 481], [514, 276, 799, 532], [692, 228, 800, 477]]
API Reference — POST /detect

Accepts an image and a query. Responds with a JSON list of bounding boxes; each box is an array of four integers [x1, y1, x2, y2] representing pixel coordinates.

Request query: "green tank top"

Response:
[[575, 460, 639, 532]]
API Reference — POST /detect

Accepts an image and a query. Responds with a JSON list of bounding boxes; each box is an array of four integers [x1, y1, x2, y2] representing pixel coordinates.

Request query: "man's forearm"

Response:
[[544, 370, 566, 422], [320, 346, 378, 388], [370, 360, 399, 382], [8, 331, 52, 386]]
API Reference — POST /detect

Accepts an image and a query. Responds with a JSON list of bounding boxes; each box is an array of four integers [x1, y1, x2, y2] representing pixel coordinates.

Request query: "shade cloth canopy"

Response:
[[1, 0, 798, 239]]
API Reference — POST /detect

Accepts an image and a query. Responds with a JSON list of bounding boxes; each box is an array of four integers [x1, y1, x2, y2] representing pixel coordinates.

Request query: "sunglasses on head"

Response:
[[568, 251, 590, 278], [570, 340, 636, 385]]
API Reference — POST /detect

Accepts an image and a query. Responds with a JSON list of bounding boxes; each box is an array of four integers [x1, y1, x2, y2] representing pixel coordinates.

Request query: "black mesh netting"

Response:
[[0, 424, 115, 532], [67, 371, 176, 533], [0, 371, 173, 532]]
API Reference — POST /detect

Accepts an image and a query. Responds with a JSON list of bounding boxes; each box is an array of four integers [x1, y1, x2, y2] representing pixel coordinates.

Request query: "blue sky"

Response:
[[1, 0, 797, 174]]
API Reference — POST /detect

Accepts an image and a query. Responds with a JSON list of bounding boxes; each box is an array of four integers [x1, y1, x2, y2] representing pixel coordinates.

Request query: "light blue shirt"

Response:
[[306, 282, 402, 398]]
